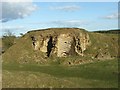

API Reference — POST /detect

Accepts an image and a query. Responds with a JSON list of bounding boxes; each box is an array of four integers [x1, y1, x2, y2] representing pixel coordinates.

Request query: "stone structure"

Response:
[[56, 34, 76, 57], [31, 30, 90, 57]]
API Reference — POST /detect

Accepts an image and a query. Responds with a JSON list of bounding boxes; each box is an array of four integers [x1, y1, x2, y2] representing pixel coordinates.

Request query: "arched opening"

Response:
[[47, 36, 53, 57]]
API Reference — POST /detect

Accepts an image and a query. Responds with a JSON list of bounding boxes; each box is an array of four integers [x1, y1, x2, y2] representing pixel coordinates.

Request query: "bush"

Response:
[[2, 30, 16, 52]]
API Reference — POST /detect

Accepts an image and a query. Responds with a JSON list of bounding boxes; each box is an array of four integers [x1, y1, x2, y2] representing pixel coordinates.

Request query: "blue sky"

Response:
[[1, 2, 118, 36]]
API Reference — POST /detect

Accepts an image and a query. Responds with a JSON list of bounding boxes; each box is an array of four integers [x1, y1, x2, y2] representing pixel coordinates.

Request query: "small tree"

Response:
[[2, 30, 16, 52]]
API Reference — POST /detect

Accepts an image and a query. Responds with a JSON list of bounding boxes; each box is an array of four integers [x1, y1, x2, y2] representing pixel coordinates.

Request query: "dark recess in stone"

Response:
[[47, 36, 53, 57]]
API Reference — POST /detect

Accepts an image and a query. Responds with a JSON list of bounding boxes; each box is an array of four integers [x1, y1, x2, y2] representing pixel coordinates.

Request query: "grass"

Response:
[[2, 28, 119, 88], [3, 58, 118, 88], [85, 33, 119, 57]]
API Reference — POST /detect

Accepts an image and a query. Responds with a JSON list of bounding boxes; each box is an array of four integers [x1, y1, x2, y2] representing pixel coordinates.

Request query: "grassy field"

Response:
[[2, 59, 118, 88]]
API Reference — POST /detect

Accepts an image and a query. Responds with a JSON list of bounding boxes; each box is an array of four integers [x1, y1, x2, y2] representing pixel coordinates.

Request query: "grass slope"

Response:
[[3, 59, 118, 88], [2, 28, 119, 64], [85, 33, 119, 57]]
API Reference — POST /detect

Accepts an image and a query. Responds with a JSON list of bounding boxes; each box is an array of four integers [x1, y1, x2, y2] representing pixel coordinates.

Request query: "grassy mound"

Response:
[[2, 28, 119, 64]]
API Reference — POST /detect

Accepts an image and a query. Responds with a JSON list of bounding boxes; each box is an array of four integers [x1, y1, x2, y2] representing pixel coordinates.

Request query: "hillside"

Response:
[[2, 28, 119, 65], [93, 29, 120, 34], [2, 28, 119, 88]]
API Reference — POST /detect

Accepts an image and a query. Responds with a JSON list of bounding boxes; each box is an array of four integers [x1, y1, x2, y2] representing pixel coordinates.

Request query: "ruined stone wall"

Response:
[[31, 31, 90, 57], [40, 38, 49, 53], [56, 34, 76, 57], [75, 33, 90, 56]]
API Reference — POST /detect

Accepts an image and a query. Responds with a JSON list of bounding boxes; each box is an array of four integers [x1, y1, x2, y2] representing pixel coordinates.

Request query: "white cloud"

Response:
[[50, 20, 87, 27], [103, 13, 118, 19], [1, 1, 38, 22], [1, 0, 33, 2], [27, 20, 88, 28], [1, 25, 25, 30], [50, 5, 80, 12]]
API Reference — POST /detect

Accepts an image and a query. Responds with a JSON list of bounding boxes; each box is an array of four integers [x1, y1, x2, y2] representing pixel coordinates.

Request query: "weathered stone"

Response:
[[31, 30, 90, 57], [40, 38, 49, 53], [75, 33, 90, 56], [56, 34, 76, 57]]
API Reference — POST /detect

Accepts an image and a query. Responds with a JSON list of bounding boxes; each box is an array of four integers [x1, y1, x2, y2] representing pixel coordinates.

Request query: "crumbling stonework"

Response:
[[40, 38, 50, 53], [56, 34, 76, 57], [75, 33, 90, 56], [31, 30, 90, 57]]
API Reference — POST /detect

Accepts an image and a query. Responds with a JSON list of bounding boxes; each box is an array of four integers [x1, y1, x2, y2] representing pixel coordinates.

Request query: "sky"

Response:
[[0, 1, 118, 36]]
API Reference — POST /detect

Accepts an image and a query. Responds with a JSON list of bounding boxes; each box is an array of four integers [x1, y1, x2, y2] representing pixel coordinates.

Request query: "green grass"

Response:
[[3, 59, 118, 88], [85, 33, 119, 58]]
